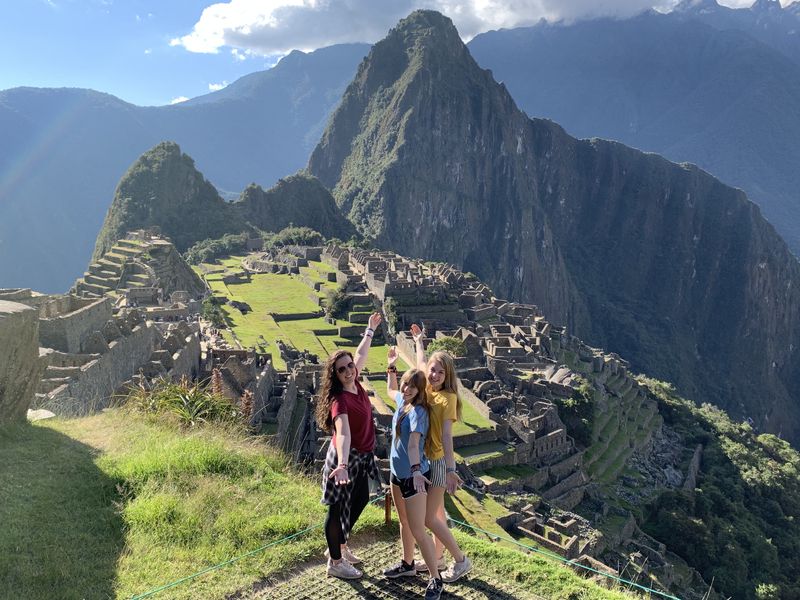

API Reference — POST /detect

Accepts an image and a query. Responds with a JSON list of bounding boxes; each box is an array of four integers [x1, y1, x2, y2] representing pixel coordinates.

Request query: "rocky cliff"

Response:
[[308, 10, 800, 443]]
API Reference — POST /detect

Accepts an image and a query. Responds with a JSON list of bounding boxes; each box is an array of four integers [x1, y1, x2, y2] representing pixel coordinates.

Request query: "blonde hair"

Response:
[[395, 368, 433, 457], [428, 350, 463, 421]]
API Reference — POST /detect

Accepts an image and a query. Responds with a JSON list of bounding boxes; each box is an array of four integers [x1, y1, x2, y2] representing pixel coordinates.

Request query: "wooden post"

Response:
[[384, 493, 392, 525]]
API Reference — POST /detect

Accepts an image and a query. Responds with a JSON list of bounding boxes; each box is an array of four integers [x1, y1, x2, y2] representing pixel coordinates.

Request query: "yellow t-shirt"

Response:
[[426, 386, 458, 460]]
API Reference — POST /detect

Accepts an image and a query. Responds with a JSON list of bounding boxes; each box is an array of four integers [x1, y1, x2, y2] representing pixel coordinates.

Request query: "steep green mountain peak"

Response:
[[93, 142, 246, 259]]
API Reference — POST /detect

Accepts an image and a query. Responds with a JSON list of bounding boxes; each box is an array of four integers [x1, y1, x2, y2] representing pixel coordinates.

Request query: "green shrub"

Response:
[[202, 296, 227, 328], [324, 286, 349, 319], [126, 377, 244, 428], [428, 336, 467, 358], [264, 225, 324, 248], [184, 232, 251, 265]]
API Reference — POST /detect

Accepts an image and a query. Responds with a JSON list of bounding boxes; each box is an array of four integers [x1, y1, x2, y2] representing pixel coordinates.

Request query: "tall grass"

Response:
[[126, 376, 244, 427]]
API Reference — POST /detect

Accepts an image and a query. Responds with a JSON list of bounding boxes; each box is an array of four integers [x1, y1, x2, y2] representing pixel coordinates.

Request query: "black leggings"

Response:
[[324, 472, 369, 560]]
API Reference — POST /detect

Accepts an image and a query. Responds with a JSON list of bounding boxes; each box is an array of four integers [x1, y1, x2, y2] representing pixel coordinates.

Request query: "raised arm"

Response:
[[353, 312, 382, 373], [386, 346, 400, 397], [411, 323, 426, 370]]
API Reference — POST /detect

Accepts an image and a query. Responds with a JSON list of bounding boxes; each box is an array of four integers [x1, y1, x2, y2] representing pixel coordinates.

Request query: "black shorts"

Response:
[[391, 471, 431, 499]]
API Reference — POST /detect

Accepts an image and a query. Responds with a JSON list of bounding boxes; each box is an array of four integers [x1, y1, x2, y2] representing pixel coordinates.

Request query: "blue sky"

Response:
[[0, 0, 771, 107]]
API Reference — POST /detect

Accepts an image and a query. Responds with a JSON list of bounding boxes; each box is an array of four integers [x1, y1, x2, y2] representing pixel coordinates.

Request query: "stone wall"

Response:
[[42, 321, 159, 415], [38, 296, 112, 353], [0, 301, 45, 423]]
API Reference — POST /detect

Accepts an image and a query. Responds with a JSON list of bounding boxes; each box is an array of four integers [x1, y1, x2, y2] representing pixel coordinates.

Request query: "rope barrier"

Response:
[[129, 491, 679, 600]]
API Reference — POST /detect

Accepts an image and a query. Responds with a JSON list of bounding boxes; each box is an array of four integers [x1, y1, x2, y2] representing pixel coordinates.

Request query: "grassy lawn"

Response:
[[477, 464, 540, 484], [2, 410, 638, 600], [456, 441, 516, 464], [0, 411, 383, 600]]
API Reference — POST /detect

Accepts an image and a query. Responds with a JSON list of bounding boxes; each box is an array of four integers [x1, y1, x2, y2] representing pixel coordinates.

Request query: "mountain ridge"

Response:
[[308, 9, 800, 444]]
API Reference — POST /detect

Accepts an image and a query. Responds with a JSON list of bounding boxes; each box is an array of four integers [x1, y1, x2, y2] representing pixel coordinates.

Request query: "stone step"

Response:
[[104, 252, 128, 265], [116, 239, 147, 250], [45, 365, 82, 378], [78, 281, 111, 296], [112, 245, 143, 258], [126, 273, 151, 283], [97, 258, 124, 273], [37, 377, 72, 393]]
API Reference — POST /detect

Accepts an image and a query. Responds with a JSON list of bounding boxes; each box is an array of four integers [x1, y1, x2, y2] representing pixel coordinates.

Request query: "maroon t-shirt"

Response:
[[331, 376, 376, 453]]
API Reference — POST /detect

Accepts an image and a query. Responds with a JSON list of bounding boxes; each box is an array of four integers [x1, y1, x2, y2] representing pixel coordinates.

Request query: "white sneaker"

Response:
[[327, 558, 362, 579], [441, 555, 472, 583], [324, 546, 363, 564]]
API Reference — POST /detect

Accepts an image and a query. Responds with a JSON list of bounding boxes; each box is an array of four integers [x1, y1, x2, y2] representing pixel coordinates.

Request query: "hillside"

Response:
[[93, 142, 354, 259], [0, 43, 368, 293], [467, 11, 800, 253], [307, 9, 800, 445]]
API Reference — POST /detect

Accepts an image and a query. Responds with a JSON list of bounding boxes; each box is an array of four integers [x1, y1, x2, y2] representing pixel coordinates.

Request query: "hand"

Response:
[[446, 470, 462, 494], [329, 465, 351, 486], [368, 312, 382, 330], [410, 323, 424, 344], [387, 345, 398, 367], [412, 470, 431, 494]]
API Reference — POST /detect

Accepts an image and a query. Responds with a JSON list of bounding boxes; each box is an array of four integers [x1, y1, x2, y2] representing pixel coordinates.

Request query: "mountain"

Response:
[[672, 0, 800, 65], [93, 142, 246, 258], [308, 9, 800, 444], [467, 12, 800, 253], [94, 142, 352, 258], [0, 43, 369, 293]]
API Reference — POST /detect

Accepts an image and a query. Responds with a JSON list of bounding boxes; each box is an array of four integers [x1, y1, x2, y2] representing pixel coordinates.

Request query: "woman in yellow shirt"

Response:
[[412, 324, 472, 583]]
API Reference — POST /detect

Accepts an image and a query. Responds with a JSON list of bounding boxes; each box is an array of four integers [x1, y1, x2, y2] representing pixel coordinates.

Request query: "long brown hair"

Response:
[[315, 350, 353, 433], [428, 350, 463, 421], [394, 368, 433, 456]]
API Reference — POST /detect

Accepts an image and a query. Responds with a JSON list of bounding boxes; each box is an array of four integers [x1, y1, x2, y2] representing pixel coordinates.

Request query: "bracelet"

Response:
[[387, 365, 397, 373], [410, 464, 421, 473], [446, 467, 457, 473], [338, 463, 348, 468]]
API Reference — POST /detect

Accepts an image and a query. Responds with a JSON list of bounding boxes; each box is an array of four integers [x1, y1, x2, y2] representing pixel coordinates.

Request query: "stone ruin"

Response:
[[0, 234, 207, 419], [73, 231, 205, 300]]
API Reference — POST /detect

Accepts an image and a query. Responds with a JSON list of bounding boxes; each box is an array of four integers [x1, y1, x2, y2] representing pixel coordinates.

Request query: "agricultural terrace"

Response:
[[196, 254, 494, 438], [196, 257, 399, 372]]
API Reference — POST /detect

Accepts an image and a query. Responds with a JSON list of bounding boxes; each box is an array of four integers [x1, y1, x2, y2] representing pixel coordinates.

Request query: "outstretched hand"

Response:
[[446, 470, 463, 494], [329, 464, 351, 486], [368, 312, 382, 331], [413, 470, 431, 494], [387, 345, 398, 367], [410, 323, 424, 344]]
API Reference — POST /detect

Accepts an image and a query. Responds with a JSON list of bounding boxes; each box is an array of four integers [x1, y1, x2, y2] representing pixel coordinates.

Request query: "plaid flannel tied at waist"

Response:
[[320, 443, 381, 540], [321, 443, 380, 505]]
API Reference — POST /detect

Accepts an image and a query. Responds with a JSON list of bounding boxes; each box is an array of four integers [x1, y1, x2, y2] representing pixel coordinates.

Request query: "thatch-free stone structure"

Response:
[[0, 301, 45, 423]]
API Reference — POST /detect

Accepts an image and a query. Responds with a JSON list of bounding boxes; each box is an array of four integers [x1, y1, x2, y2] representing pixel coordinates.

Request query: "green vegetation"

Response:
[[427, 335, 467, 357], [185, 233, 251, 265], [639, 378, 800, 600], [0, 410, 386, 600], [126, 377, 245, 427], [456, 441, 515, 464], [263, 225, 324, 248], [323, 286, 349, 319], [552, 378, 595, 448], [201, 296, 228, 328]]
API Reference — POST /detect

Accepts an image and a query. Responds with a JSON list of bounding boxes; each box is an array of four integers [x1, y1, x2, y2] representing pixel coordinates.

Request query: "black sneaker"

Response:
[[424, 577, 444, 600], [383, 560, 417, 578]]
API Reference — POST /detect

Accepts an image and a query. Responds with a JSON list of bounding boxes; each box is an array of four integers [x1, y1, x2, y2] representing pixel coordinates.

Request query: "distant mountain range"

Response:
[[469, 6, 800, 252], [0, 43, 368, 292]]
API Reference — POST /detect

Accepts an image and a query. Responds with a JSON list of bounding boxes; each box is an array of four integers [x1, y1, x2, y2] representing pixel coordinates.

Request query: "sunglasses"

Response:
[[336, 362, 356, 374]]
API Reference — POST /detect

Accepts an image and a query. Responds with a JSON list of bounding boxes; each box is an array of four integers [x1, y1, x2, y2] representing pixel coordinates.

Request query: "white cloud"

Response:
[[170, 96, 189, 104], [144, 48, 152, 55], [209, 81, 229, 91], [170, 1, 787, 57]]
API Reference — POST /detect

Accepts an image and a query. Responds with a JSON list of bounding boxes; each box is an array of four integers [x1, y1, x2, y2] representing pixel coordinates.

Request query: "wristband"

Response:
[[446, 467, 457, 473], [410, 464, 421, 473], [387, 365, 397, 373], [338, 463, 348, 468]]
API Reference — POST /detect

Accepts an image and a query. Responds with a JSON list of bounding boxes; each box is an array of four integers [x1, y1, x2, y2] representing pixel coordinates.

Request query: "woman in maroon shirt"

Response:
[[315, 312, 382, 580]]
